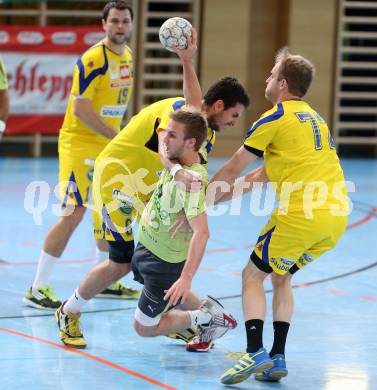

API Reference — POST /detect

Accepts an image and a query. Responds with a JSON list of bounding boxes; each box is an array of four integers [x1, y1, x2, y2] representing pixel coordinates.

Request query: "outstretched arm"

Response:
[[209, 146, 259, 203], [172, 28, 201, 109], [213, 165, 268, 204]]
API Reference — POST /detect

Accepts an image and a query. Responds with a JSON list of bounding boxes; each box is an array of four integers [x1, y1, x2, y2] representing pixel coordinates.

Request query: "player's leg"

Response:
[[92, 157, 142, 299], [24, 155, 91, 310], [254, 271, 292, 382], [220, 257, 273, 385], [132, 244, 237, 339], [55, 240, 135, 348]]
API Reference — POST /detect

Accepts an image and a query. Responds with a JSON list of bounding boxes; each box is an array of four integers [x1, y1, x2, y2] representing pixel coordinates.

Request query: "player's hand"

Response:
[[163, 275, 191, 307], [172, 28, 197, 61], [175, 169, 202, 192], [168, 211, 192, 239]]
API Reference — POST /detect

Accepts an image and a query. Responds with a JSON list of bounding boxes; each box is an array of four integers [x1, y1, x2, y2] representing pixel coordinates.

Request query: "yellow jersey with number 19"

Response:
[[59, 40, 133, 157], [244, 100, 348, 213]]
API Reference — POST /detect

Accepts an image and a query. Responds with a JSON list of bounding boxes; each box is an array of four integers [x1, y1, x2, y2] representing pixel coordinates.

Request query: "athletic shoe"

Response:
[[23, 286, 61, 310], [96, 281, 140, 299], [255, 354, 288, 381], [186, 327, 215, 352], [166, 326, 199, 343], [220, 347, 273, 385], [200, 296, 237, 329], [55, 303, 86, 349]]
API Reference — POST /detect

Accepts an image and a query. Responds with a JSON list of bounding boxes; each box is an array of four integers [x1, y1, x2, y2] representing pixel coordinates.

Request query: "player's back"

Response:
[[97, 97, 186, 160], [247, 100, 346, 212]]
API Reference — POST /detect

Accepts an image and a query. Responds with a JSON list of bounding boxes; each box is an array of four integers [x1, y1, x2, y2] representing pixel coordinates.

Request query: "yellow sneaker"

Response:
[[96, 281, 140, 300], [220, 348, 273, 385], [55, 303, 86, 349]]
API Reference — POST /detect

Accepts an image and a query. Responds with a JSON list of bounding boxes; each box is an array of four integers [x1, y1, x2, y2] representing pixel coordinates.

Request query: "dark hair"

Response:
[[102, 1, 133, 21], [275, 47, 315, 97], [203, 76, 250, 110], [170, 109, 208, 152]]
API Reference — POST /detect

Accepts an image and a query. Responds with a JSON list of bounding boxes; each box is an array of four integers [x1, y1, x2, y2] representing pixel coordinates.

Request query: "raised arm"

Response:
[[172, 28, 202, 109]]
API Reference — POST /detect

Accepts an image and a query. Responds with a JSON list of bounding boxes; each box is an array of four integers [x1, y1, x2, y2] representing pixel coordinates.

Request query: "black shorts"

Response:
[[131, 242, 185, 318], [108, 240, 135, 264]]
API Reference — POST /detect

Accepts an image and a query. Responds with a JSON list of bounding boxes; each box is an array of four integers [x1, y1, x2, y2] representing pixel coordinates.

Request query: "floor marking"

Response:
[[0, 327, 177, 390]]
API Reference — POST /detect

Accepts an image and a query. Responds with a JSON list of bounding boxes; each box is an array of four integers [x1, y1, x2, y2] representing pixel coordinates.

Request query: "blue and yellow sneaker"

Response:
[[255, 354, 288, 381], [220, 347, 273, 385]]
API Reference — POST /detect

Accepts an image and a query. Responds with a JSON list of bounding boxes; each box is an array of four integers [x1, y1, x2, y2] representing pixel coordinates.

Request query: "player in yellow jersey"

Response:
[[212, 48, 349, 385], [53, 32, 251, 349], [24, 1, 136, 310]]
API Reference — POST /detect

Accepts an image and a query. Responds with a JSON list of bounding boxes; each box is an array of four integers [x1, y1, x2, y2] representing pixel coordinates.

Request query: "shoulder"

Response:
[[78, 42, 106, 68], [246, 103, 285, 138]]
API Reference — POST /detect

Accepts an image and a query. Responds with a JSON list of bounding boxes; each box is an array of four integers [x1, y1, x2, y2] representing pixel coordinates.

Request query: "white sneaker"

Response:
[[200, 296, 237, 329]]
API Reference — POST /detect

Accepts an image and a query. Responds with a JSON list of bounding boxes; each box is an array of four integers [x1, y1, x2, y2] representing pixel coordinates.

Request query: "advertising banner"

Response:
[[0, 25, 104, 134]]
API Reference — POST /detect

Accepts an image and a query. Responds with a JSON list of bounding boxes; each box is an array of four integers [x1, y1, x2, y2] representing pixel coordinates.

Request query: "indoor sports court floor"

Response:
[[0, 157, 376, 390]]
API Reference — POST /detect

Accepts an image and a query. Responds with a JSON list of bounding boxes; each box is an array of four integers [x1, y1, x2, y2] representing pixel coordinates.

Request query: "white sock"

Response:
[[188, 309, 212, 327], [32, 251, 59, 291], [64, 289, 88, 314], [95, 247, 109, 265]]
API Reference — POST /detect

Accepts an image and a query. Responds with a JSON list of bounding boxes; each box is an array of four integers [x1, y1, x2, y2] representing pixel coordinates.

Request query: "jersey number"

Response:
[[295, 112, 336, 150], [117, 88, 128, 104]]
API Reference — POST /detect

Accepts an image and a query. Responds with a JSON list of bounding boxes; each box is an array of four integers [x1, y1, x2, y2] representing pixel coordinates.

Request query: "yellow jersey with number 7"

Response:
[[244, 100, 348, 214]]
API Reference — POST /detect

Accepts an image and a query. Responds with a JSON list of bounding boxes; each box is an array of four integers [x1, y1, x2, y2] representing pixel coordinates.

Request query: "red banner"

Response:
[[0, 25, 105, 135]]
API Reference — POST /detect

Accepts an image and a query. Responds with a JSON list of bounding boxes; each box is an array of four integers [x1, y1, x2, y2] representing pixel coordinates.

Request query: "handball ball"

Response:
[[159, 17, 192, 52]]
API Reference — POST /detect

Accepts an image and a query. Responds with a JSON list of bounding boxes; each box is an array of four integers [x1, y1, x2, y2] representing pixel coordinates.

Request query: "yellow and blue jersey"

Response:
[[59, 40, 133, 157], [99, 97, 216, 163], [244, 100, 347, 212]]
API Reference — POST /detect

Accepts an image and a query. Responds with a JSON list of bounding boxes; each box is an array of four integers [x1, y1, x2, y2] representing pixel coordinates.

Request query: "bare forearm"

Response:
[[181, 231, 209, 280], [74, 99, 117, 139], [215, 168, 267, 204], [182, 58, 201, 109]]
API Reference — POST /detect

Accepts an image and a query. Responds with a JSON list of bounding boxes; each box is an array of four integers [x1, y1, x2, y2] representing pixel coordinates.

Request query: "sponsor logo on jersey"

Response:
[[110, 81, 131, 88], [100, 105, 125, 117], [112, 189, 133, 214], [120, 65, 130, 79], [109, 60, 119, 80], [87, 168, 94, 182], [84, 158, 95, 167]]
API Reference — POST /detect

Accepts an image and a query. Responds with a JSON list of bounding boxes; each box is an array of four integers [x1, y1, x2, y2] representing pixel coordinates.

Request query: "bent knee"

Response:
[[134, 307, 161, 337], [133, 319, 158, 337], [270, 272, 292, 287]]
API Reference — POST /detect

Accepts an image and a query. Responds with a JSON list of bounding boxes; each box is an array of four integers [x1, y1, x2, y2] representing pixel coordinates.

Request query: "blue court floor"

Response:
[[0, 157, 376, 390]]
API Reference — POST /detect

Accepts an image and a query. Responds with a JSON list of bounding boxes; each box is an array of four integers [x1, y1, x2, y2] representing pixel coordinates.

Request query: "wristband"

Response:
[[0, 120, 5, 134], [170, 163, 183, 177]]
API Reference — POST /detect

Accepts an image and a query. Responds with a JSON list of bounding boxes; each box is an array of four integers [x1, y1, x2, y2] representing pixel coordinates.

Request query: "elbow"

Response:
[[200, 228, 210, 241]]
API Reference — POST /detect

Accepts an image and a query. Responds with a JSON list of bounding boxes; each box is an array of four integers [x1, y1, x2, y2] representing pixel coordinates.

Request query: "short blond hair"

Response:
[[169, 109, 208, 152], [275, 47, 315, 97]]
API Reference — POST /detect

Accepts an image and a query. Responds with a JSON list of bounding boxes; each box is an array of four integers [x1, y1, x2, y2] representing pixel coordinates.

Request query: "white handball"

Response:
[[159, 17, 192, 52]]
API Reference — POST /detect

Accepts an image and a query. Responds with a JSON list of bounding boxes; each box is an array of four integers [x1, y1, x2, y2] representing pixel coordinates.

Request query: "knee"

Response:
[[108, 260, 130, 279], [242, 262, 266, 285], [270, 272, 291, 288], [133, 319, 157, 337], [61, 206, 86, 229]]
